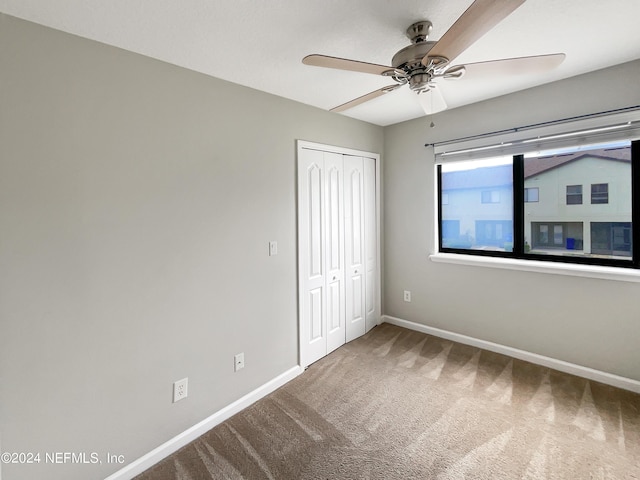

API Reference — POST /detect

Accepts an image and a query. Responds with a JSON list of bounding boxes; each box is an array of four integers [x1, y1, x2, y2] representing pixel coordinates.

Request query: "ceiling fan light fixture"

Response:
[[416, 86, 447, 115], [409, 72, 432, 91]]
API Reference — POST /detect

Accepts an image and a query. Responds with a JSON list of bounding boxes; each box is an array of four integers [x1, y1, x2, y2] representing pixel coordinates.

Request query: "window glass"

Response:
[[566, 185, 583, 204], [440, 157, 513, 252], [523, 141, 632, 260], [591, 183, 609, 204], [439, 137, 636, 266], [481, 190, 500, 203], [524, 187, 539, 202]]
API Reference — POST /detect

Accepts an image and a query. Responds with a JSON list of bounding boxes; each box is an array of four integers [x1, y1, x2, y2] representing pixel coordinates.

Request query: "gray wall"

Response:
[[384, 59, 640, 383], [3, 11, 640, 480], [0, 15, 383, 480]]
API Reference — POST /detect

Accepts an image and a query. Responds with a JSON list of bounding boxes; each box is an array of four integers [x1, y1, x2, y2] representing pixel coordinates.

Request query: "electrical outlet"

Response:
[[173, 378, 188, 403], [404, 290, 411, 302], [269, 241, 278, 256], [234, 352, 245, 372]]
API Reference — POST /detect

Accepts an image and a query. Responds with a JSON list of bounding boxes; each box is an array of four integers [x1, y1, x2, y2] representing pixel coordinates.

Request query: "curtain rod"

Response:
[[424, 105, 640, 148]]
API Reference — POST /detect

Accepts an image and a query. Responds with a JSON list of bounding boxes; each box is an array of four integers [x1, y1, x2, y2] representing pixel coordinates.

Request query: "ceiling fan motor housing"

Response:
[[392, 40, 436, 70], [392, 40, 446, 92]]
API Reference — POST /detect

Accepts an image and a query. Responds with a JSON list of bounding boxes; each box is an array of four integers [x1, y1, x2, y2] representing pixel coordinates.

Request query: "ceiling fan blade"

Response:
[[303, 54, 395, 76], [426, 0, 525, 65], [331, 85, 401, 112], [459, 53, 565, 78], [416, 86, 448, 114]]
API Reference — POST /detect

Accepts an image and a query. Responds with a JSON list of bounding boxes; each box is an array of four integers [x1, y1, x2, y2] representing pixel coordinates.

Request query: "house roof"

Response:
[[524, 146, 631, 178]]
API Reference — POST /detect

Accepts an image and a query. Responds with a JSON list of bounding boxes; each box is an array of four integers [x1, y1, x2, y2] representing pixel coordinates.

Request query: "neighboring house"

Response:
[[524, 146, 632, 257], [441, 164, 513, 250], [440, 145, 632, 257]]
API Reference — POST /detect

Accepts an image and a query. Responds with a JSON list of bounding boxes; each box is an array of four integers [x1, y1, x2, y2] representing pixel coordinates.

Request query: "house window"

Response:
[[532, 222, 583, 250], [539, 225, 548, 244], [439, 157, 513, 252], [524, 187, 539, 202], [438, 139, 636, 268], [566, 185, 583, 204], [591, 183, 609, 204], [591, 222, 631, 256], [481, 190, 500, 203], [475, 220, 513, 250], [442, 193, 449, 205]]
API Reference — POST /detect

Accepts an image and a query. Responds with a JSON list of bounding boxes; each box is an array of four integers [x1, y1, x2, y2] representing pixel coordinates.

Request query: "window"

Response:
[[566, 185, 582, 204], [532, 222, 583, 250], [440, 158, 513, 252], [591, 183, 609, 204], [438, 140, 637, 268], [481, 190, 500, 203], [538, 224, 548, 244], [591, 222, 631, 256], [524, 187, 539, 202]]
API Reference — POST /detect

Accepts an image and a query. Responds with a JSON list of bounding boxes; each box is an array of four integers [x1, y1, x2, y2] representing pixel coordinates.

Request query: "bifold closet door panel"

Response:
[[324, 152, 346, 355], [299, 143, 378, 367], [298, 148, 328, 367], [344, 155, 366, 343], [364, 156, 379, 332]]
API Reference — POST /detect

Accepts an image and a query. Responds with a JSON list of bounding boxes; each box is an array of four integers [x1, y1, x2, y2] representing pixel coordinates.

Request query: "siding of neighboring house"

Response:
[[524, 148, 632, 255]]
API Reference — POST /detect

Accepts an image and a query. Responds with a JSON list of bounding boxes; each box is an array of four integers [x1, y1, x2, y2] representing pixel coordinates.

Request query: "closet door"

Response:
[[344, 155, 366, 343], [364, 157, 379, 332], [298, 141, 379, 368], [324, 152, 346, 354], [298, 149, 328, 367]]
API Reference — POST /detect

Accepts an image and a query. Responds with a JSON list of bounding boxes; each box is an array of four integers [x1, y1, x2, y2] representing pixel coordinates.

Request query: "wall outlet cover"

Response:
[[173, 377, 188, 403]]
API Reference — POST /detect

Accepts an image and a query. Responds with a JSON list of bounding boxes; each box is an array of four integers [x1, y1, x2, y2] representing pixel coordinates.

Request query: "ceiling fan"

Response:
[[302, 0, 565, 114]]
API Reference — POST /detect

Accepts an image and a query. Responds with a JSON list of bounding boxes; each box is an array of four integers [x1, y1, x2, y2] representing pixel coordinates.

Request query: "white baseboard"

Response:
[[382, 315, 640, 394], [105, 365, 303, 480]]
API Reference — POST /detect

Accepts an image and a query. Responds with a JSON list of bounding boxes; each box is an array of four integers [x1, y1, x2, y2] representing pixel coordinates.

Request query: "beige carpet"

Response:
[[136, 323, 640, 479]]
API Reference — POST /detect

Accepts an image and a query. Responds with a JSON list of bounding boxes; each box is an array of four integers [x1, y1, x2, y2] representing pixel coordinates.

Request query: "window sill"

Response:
[[429, 253, 640, 283]]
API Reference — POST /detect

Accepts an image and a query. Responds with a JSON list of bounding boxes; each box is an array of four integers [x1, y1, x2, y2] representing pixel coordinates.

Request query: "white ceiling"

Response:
[[2, 0, 640, 126]]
